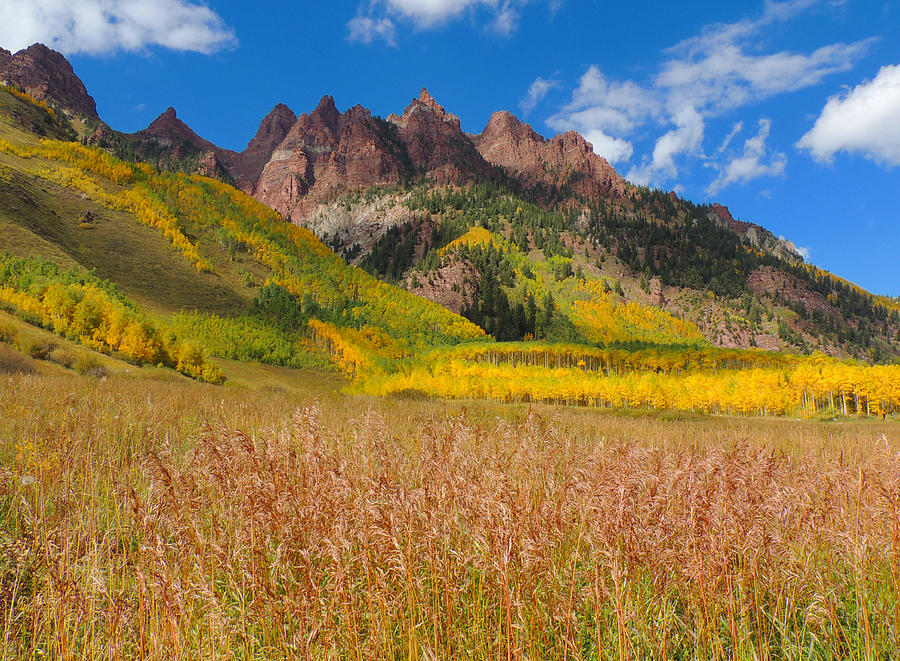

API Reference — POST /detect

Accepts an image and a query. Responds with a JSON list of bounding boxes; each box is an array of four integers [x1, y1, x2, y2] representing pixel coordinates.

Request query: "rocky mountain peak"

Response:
[[416, 88, 443, 113], [135, 106, 219, 156], [310, 95, 340, 132], [245, 104, 295, 151], [234, 103, 298, 188], [0, 43, 98, 118], [396, 88, 460, 129], [144, 107, 198, 140], [253, 95, 410, 220], [343, 104, 372, 124], [478, 110, 544, 146], [474, 111, 627, 200], [154, 106, 178, 123], [554, 130, 592, 152]]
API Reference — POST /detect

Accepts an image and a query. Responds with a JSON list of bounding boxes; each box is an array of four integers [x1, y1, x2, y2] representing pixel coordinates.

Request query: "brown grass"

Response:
[[1, 372, 899, 659]]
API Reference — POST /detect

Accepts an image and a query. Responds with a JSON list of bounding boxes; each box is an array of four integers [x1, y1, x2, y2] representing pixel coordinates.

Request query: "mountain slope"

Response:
[[0, 44, 98, 119], [0, 86, 485, 382], [1, 43, 898, 419], [474, 110, 627, 202]]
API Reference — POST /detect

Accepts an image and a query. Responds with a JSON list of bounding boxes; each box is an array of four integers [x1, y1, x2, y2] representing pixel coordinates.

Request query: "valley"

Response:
[[0, 39, 898, 659]]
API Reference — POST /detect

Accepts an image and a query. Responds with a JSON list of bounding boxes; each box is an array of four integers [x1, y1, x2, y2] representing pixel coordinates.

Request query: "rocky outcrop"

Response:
[[84, 122, 115, 147], [710, 203, 752, 234], [708, 204, 802, 263], [197, 151, 225, 179], [0, 43, 98, 118], [747, 266, 839, 323], [124, 107, 239, 181], [475, 110, 627, 201], [387, 88, 495, 184], [233, 103, 297, 191], [254, 95, 407, 221], [302, 193, 422, 253], [407, 258, 481, 314]]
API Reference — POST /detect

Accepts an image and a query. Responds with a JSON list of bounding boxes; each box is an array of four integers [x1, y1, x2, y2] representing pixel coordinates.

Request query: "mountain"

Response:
[[124, 106, 239, 181], [251, 89, 507, 222], [474, 110, 627, 202], [236, 102, 297, 190], [0, 43, 98, 119], [0, 81, 485, 381], [253, 95, 407, 220], [2, 42, 898, 365]]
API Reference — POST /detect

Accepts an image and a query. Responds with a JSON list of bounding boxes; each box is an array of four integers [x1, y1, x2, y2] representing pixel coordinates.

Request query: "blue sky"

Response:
[[1, 0, 898, 295]]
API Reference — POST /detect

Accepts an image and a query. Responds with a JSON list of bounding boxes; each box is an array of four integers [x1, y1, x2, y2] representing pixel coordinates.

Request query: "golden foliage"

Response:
[[358, 343, 900, 418], [3, 376, 899, 658], [0, 84, 57, 118], [439, 226, 499, 254], [569, 279, 705, 345], [0, 255, 221, 382]]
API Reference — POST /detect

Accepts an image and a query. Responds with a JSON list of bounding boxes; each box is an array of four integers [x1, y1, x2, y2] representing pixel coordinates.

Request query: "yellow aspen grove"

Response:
[[356, 349, 898, 418], [0, 254, 221, 381]]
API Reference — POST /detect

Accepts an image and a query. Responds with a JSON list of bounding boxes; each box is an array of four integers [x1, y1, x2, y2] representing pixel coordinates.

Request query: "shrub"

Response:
[[0, 344, 35, 374]]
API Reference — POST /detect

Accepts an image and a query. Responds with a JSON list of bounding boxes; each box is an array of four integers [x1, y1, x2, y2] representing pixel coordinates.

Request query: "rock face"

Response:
[[748, 266, 840, 325], [708, 203, 802, 263], [710, 203, 752, 234], [387, 89, 495, 184], [0, 43, 98, 118], [474, 110, 627, 201], [253, 95, 408, 220], [252, 89, 504, 222], [84, 122, 114, 147], [408, 258, 481, 315], [302, 193, 423, 253], [234, 103, 297, 191]]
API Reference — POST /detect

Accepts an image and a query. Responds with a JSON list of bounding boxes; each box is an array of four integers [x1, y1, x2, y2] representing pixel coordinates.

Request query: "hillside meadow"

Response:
[[1, 82, 900, 659], [2, 367, 899, 659]]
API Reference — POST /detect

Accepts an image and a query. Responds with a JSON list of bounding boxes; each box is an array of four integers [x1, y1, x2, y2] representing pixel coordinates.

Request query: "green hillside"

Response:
[[1, 85, 898, 420], [0, 87, 484, 382], [354, 183, 900, 362]]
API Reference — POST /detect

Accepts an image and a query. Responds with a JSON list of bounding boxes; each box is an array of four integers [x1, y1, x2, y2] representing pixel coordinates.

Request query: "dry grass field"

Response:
[[2, 370, 899, 659]]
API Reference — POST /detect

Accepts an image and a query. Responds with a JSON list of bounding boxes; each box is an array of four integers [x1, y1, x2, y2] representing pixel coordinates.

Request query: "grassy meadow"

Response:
[[1, 83, 899, 659], [2, 366, 899, 660]]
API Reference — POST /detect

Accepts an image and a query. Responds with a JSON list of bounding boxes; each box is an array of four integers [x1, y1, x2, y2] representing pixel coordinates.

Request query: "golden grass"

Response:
[[1, 372, 899, 659]]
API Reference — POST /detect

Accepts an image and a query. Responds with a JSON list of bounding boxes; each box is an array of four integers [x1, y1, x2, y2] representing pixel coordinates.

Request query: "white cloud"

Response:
[[628, 106, 705, 184], [488, 1, 519, 35], [657, 41, 871, 115], [797, 64, 900, 166], [347, 15, 397, 46], [542, 0, 870, 187], [382, 0, 484, 27], [669, 0, 825, 58], [0, 0, 236, 55], [519, 76, 558, 116], [546, 66, 658, 162], [582, 129, 633, 164], [548, 65, 660, 135], [717, 121, 744, 154], [349, 0, 536, 40], [707, 118, 786, 194]]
